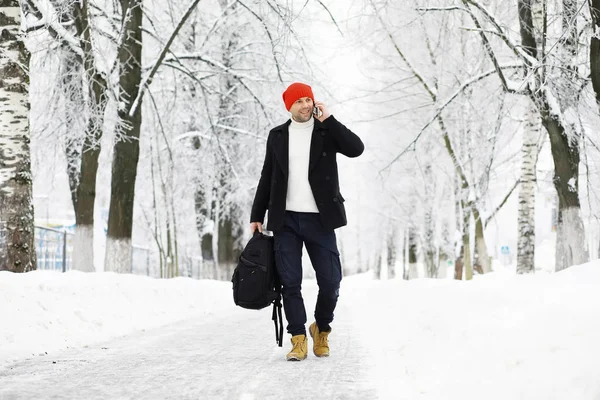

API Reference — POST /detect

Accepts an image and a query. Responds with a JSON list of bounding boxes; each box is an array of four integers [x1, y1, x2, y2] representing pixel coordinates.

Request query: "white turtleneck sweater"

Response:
[[286, 116, 319, 213]]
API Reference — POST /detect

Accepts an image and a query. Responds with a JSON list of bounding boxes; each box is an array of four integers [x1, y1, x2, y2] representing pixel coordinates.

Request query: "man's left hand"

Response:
[[314, 101, 331, 122]]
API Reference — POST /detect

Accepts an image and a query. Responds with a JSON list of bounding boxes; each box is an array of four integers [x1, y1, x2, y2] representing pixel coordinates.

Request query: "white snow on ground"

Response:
[[0, 271, 231, 365], [1, 262, 600, 399]]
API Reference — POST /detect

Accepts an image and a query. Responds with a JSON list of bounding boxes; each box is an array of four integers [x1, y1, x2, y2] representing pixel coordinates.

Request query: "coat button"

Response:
[[322, 152, 327, 156], [273, 179, 277, 184], [318, 202, 324, 206], [333, 197, 338, 202], [325, 176, 330, 180], [269, 201, 272, 205], [320, 132, 325, 136]]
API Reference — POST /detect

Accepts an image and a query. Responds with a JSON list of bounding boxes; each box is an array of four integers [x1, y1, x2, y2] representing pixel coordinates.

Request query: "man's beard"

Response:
[[292, 112, 312, 122]]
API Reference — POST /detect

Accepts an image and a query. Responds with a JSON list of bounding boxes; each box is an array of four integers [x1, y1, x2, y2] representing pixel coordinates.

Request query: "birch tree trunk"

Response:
[[591, 0, 600, 113], [517, 101, 539, 274], [0, 0, 36, 272], [105, 0, 144, 273]]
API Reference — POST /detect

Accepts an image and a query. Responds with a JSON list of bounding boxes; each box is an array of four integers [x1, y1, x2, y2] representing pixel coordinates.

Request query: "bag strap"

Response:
[[272, 295, 284, 347]]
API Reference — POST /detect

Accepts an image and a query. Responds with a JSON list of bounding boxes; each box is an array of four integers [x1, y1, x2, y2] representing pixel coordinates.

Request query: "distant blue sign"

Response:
[[500, 246, 510, 255]]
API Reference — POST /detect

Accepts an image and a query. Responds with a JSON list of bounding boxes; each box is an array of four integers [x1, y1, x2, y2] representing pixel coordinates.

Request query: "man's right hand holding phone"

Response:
[[313, 101, 330, 122]]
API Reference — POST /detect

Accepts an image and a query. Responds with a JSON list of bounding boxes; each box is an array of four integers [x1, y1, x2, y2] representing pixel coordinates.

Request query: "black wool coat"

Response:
[[250, 115, 364, 232]]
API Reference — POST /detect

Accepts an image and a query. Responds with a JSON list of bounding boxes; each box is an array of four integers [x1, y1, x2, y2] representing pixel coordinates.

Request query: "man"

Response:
[[250, 82, 364, 361]]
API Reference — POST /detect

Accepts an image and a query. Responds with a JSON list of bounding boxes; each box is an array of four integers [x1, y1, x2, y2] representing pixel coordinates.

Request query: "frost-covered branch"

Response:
[[459, 26, 506, 37], [313, 0, 344, 37], [462, 0, 536, 65], [23, 0, 83, 59], [484, 179, 520, 228], [460, 0, 513, 92], [369, 0, 436, 99], [421, 0, 534, 65], [163, 53, 268, 82], [128, 0, 204, 117], [383, 64, 525, 169], [214, 124, 266, 140], [109, 5, 132, 76], [236, 0, 284, 82], [197, 1, 236, 51], [175, 130, 213, 142], [417, 6, 467, 12]]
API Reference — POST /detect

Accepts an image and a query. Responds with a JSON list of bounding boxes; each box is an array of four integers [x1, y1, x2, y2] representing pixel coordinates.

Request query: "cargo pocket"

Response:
[[274, 238, 288, 283], [330, 248, 342, 284]]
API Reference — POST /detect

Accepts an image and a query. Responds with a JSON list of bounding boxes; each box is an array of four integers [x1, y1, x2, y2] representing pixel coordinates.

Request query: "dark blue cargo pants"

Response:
[[273, 211, 342, 337]]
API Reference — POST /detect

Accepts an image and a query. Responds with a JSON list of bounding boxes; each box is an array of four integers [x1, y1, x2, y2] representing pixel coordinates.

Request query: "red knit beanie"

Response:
[[282, 82, 314, 111]]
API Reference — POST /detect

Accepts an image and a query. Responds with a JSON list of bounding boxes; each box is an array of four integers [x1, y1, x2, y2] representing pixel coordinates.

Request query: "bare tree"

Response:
[[104, 0, 144, 273], [414, 0, 589, 271], [0, 0, 36, 272], [467, 0, 587, 271], [71, 0, 108, 272], [192, 0, 247, 279], [551, 0, 588, 270], [369, 0, 503, 280], [105, 0, 203, 273], [22, 0, 108, 272]]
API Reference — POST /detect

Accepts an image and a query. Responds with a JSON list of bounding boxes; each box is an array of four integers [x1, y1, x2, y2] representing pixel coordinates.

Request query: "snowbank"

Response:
[[345, 261, 600, 400], [0, 270, 231, 366]]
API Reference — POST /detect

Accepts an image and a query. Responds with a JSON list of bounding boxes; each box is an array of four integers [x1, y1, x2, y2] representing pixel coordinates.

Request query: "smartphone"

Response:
[[313, 107, 322, 118]]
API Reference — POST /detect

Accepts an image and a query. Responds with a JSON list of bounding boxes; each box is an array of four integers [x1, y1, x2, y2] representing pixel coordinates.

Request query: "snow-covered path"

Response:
[[2, 265, 600, 399], [0, 284, 376, 400]]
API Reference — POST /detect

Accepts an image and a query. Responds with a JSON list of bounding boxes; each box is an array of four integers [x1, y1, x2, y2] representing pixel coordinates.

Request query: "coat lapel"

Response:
[[273, 118, 326, 177], [272, 121, 291, 177]]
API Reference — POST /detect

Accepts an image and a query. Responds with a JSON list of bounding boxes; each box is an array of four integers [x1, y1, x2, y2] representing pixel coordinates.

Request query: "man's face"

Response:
[[289, 97, 314, 123]]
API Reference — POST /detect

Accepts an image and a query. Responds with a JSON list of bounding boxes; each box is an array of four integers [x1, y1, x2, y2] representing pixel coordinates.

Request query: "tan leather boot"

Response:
[[309, 322, 330, 357], [286, 334, 308, 361]]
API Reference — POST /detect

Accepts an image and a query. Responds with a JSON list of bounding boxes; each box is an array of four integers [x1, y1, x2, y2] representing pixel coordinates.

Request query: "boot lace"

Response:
[[292, 337, 305, 352], [317, 332, 329, 347]]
